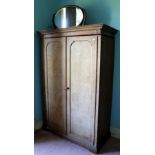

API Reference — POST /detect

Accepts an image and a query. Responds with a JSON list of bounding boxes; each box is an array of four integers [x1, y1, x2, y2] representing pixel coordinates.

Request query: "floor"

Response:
[[34, 130, 120, 155]]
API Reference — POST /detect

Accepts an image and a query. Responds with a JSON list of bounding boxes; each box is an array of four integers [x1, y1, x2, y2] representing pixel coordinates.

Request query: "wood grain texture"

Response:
[[40, 24, 116, 38], [67, 36, 97, 147], [39, 24, 117, 153], [43, 37, 67, 134]]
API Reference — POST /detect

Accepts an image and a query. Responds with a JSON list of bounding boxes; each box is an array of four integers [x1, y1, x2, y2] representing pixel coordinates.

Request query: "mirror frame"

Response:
[[52, 5, 86, 29]]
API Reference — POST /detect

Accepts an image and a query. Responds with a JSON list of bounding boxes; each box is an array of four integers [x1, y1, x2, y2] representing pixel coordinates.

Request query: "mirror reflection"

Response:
[[53, 6, 85, 28]]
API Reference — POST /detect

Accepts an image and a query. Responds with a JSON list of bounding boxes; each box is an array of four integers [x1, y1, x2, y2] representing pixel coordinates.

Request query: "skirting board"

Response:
[[34, 120, 43, 131], [110, 128, 120, 139]]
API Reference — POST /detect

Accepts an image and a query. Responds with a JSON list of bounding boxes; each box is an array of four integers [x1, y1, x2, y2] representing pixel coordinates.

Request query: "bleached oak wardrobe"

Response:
[[39, 24, 117, 153]]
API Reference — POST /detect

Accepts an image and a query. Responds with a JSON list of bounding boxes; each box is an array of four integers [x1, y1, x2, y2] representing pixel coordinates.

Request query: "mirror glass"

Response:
[[53, 6, 85, 28]]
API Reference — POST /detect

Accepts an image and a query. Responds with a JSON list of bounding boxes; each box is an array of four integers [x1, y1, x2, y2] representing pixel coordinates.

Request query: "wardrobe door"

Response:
[[43, 37, 66, 134], [67, 36, 98, 146]]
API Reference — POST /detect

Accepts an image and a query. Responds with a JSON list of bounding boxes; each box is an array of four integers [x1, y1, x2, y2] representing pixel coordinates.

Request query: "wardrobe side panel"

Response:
[[97, 36, 115, 147]]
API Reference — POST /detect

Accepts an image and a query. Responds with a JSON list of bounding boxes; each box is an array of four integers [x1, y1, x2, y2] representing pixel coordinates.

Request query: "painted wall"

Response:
[[34, 0, 54, 126], [34, 0, 120, 129]]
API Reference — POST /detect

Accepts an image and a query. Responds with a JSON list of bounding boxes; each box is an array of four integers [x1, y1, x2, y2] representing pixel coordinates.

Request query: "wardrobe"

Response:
[[39, 24, 117, 153]]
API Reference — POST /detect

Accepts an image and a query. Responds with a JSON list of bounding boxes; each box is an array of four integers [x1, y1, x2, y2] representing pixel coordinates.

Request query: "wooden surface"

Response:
[[43, 37, 67, 134], [97, 35, 115, 151], [67, 36, 97, 147], [40, 24, 117, 153], [40, 24, 117, 38]]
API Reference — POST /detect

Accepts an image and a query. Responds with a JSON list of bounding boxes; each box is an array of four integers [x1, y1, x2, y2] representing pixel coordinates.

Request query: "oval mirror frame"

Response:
[[52, 5, 86, 29]]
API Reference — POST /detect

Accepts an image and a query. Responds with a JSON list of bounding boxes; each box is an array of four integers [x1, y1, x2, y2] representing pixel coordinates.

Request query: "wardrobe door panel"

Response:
[[44, 37, 66, 134], [67, 36, 97, 145]]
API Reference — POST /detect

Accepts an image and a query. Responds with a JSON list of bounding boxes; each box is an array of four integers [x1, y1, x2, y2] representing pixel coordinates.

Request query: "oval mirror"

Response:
[[53, 5, 86, 28]]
